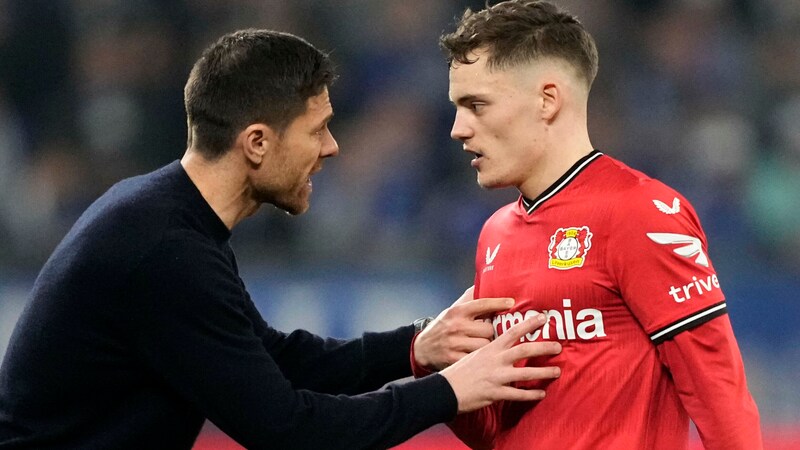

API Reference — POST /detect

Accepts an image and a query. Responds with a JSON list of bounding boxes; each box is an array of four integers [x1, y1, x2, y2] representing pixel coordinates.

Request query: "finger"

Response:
[[451, 286, 475, 306], [508, 365, 562, 383], [458, 320, 496, 340], [494, 315, 547, 347], [492, 364, 561, 386], [494, 385, 547, 402], [506, 341, 563, 361], [458, 297, 514, 319]]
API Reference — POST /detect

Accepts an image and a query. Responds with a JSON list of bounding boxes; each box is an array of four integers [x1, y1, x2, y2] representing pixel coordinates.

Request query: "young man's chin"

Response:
[[477, 176, 501, 190], [478, 177, 516, 192]]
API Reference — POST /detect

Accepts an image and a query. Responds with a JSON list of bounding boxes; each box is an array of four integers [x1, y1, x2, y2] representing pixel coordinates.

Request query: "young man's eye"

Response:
[[471, 102, 485, 112]]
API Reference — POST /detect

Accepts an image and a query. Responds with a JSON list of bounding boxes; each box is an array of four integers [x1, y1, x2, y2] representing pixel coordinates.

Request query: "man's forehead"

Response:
[[307, 86, 331, 109], [449, 56, 552, 100], [449, 62, 513, 100], [305, 87, 333, 119]]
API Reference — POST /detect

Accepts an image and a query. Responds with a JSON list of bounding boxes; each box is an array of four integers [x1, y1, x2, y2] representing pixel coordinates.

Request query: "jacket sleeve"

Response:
[[128, 234, 457, 449], [656, 315, 762, 449], [246, 294, 416, 395]]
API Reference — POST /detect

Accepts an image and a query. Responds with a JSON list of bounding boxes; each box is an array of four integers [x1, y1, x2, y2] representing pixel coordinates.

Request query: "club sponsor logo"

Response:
[[493, 299, 606, 342], [548, 226, 593, 270], [668, 274, 721, 303], [486, 244, 500, 264], [653, 197, 680, 215], [483, 244, 501, 273], [646, 232, 709, 267]]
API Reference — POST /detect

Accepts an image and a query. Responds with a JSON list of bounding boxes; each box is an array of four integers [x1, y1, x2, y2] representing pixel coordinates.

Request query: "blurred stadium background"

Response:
[[1, 0, 798, 447]]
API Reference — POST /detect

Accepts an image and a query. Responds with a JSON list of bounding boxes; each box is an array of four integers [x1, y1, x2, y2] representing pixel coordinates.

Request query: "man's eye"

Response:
[[471, 103, 485, 112]]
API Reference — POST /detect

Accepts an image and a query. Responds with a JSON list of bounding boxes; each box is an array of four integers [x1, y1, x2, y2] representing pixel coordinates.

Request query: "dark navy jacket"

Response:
[[0, 161, 456, 449]]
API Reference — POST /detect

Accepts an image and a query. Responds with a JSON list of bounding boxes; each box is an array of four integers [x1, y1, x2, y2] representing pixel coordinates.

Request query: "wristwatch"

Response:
[[413, 316, 435, 334]]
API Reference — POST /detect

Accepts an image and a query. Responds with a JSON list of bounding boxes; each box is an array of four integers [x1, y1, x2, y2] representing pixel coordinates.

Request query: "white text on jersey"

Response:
[[493, 299, 606, 342], [668, 274, 720, 303]]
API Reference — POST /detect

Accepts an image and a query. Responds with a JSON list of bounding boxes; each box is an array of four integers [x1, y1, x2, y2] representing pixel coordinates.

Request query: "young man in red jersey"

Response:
[[413, 1, 762, 448]]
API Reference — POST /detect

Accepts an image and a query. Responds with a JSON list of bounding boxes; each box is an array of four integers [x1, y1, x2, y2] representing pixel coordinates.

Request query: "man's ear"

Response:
[[240, 123, 277, 166], [541, 82, 562, 122]]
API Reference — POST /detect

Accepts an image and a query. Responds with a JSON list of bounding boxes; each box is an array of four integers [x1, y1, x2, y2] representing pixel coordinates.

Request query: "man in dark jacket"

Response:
[[0, 29, 561, 449]]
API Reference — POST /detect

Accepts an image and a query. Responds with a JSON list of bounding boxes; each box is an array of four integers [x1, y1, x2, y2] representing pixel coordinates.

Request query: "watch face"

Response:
[[414, 317, 433, 333]]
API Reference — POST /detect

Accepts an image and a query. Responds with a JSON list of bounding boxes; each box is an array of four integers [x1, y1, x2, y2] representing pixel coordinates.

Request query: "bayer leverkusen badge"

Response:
[[548, 226, 593, 270]]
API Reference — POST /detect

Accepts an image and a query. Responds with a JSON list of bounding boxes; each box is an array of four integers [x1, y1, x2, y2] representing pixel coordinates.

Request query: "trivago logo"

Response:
[[493, 299, 606, 342], [668, 274, 721, 303]]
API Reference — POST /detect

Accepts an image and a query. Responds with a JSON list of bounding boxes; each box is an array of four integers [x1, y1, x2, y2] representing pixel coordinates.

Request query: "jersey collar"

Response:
[[521, 149, 604, 215]]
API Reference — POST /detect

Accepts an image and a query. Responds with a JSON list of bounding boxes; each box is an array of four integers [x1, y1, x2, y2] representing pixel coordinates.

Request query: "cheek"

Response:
[[285, 139, 316, 166], [300, 151, 318, 175], [485, 116, 519, 143], [507, 124, 540, 152], [293, 142, 321, 177]]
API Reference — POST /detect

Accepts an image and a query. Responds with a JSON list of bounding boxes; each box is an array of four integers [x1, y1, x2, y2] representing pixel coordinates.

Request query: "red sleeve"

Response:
[[439, 229, 500, 449], [656, 315, 762, 449], [409, 320, 501, 449], [607, 179, 761, 448], [447, 406, 499, 450], [409, 332, 434, 378]]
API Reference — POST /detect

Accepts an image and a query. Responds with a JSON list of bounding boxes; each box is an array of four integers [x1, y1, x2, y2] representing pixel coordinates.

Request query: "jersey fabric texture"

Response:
[[0, 161, 457, 450], [445, 151, 761, 449]]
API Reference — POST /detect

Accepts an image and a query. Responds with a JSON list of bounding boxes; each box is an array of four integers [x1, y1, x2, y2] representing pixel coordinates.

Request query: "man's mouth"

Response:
[[465, 148, 484, 167], [307, 166, 322, 189]]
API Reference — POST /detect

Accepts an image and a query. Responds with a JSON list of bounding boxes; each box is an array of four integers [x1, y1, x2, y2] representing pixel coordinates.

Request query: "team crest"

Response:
[[548, 226, 593, 270]]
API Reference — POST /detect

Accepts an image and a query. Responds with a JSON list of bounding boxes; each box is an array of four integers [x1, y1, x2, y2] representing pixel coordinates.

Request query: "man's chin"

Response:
[[276, 199, 310, 216], [478, 180, 513, 192], [477, 176, 500, 190]]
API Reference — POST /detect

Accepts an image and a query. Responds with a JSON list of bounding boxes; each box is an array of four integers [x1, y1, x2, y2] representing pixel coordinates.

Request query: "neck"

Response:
[[518, 118, 594, 200], [180, 149, 259, 230]]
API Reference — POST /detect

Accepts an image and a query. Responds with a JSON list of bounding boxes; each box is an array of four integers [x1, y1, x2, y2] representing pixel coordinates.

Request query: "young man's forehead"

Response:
[[449, 65, 521, 100]]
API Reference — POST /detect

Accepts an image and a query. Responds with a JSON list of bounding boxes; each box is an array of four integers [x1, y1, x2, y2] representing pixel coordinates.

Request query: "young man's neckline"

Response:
[[520, 149, 604, 215]]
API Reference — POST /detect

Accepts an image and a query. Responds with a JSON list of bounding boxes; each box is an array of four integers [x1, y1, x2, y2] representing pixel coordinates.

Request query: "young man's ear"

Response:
[[540, 82, 562, 122], [240, 123, 277, 166]]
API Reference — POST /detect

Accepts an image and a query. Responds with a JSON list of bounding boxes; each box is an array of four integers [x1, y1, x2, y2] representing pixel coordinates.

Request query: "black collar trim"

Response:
[[521, 150, 604, 214]]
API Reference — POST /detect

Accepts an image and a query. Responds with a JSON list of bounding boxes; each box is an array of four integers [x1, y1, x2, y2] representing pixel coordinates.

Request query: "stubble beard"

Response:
[[253, 182, 309, 217], [274, 191, 309, 216]]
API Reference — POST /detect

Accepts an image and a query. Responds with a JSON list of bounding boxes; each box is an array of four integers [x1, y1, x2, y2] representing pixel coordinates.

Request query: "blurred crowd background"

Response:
[[1, 0, 799, 440]]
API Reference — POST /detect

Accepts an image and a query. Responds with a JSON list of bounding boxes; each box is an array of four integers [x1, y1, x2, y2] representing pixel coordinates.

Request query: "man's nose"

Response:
[[322, 129, 339, 158], [450, 111, 473, 141]]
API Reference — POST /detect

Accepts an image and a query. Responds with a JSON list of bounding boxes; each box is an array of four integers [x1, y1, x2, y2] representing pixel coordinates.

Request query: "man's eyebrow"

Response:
[[318, 112, 334, 128], [451, 94, 479, 106]]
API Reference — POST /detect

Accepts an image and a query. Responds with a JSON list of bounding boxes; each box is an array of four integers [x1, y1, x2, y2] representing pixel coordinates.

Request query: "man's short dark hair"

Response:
[[184, 29, 336, 159], [440, 0, 598, 87]]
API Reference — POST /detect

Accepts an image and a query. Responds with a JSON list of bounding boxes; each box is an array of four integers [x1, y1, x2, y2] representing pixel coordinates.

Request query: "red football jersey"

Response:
[[450, 151, 761, 449]]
